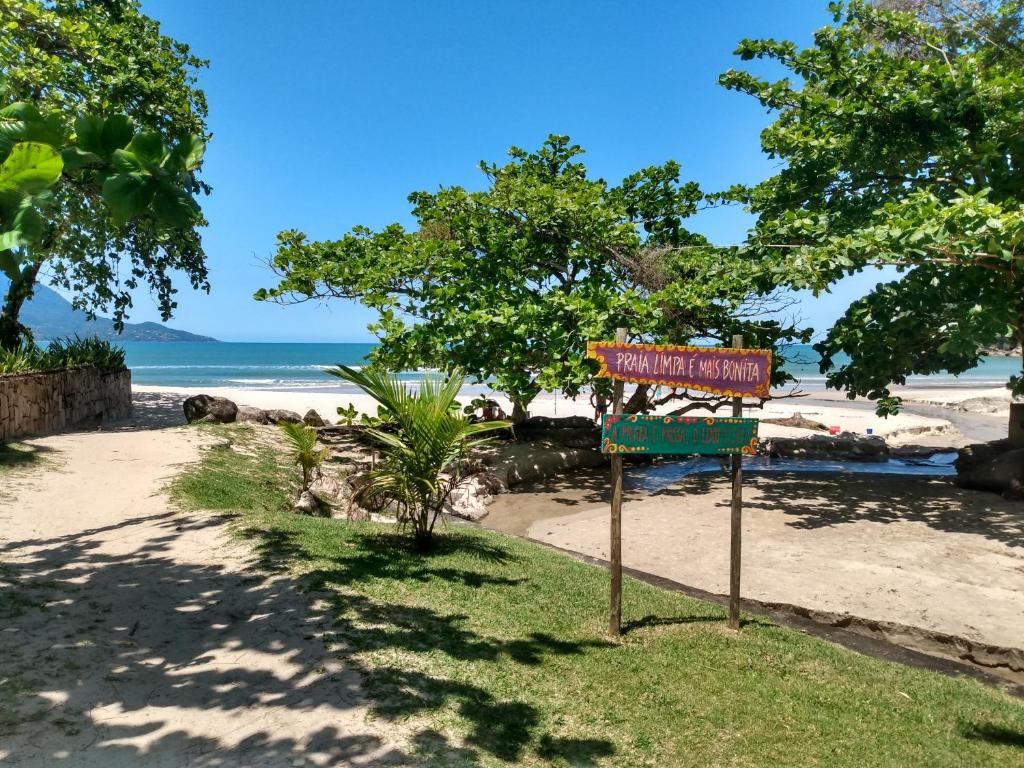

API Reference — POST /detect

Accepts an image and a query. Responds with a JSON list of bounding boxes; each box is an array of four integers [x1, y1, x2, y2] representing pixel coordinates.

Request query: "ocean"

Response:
[[123, 342, 1023, 392]]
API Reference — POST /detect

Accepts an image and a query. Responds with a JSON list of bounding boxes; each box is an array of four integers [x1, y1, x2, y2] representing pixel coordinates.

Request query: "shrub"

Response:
[[326, 365, 508, 550], [0, 337, 126, 376]]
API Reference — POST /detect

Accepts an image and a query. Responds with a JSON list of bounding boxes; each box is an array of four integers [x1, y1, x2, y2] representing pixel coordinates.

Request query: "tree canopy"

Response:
[[260, 136, 805, 419], [0, 0, 210, 348], [720, 0, 1024, 414]]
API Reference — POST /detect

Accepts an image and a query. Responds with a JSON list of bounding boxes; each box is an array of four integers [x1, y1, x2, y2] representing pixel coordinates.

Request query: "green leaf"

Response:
[[12, 204, 43, 244], [0, 142, 63, 194], [151, 184, 198, 229], [101, 173, 155, 222], [125, 132, 165, 167], [111, 148, 147, 175], [101, 114, 134, 155], [166, 134, 205, 171], [74, 114, 106, 155], [0, 248, 20, 280]]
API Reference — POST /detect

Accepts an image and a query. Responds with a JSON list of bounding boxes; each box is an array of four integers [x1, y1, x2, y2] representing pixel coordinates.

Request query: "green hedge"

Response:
[[0, 337, 127, 376]]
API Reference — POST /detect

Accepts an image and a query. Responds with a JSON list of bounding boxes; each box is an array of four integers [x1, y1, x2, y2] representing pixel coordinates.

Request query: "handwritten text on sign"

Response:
[[587, 342, 772, 398], [601, 415, 759, 456]]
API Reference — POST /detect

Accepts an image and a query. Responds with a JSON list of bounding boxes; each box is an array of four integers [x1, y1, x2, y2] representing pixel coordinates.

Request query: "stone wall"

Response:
[[0, 367, 132, 442]]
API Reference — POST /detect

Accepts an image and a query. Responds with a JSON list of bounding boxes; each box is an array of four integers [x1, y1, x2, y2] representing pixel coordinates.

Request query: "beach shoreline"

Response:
[[133, 381, 1016, 447]]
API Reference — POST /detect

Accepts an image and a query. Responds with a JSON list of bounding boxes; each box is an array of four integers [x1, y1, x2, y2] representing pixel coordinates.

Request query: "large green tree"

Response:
[[0, 0, 209, 348], [720, 0, 1024, 437], [260, 136, 805, 420]]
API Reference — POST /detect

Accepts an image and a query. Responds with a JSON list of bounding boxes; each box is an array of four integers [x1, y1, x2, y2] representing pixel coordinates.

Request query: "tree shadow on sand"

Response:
[[0, 512, 616, 765], [242, 526, 618, 765], [670, 471, 1024, 549]]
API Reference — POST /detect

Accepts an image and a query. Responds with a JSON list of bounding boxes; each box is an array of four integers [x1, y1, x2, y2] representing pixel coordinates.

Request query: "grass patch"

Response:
[[0, 443, 45, 472], [171, 426, 1024, 767]]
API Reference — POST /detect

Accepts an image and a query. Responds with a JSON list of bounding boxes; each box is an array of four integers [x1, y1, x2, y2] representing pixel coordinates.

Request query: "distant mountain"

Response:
[[1, 278, 217, 342]]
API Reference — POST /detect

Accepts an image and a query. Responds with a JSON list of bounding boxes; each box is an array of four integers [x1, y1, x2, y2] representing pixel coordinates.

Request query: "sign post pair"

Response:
[[588, 332, 772, 635]]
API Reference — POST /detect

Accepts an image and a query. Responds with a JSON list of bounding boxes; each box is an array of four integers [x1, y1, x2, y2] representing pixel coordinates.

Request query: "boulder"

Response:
[[265, 408, 303, 425], [303, 409, 326, 427], [447, 472, 507, 521], [183, 394, 237, 424], [293, 490, 321, 515], [759, 431, 889, 461], [956, 440, 1024, 499], [236, 405, 270, 424]]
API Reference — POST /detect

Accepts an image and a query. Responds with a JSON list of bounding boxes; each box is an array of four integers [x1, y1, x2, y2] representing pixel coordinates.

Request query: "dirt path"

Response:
[[0, 395, 411, 767]]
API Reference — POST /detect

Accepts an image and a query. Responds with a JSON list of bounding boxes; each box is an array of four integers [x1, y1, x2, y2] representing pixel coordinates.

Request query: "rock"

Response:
[[759, 431, 889, 461], [293, 490, 321, 514], [447, 472, 507, 521], [761, 412, 828, 431], [236, 405, 270, 424], [520, 415, 595, 431], [956, 440, 1024, 499], [183, 394, 238, 424], [265, 408, 303, 425], [303, 409, 326, 427]]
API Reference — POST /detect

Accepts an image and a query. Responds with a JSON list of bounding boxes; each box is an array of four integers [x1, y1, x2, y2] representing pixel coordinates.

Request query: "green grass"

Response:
[[0, 443, 44, 472], [171, 427, 1024, 767]]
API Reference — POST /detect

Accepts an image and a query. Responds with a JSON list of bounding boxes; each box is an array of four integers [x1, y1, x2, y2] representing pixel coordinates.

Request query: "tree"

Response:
[[719, 0, 1024, 437], [0, 101, 206, 348], [328, 366, 507, 551], [0, 0, 209, 348], [260, 136, 806, 421]]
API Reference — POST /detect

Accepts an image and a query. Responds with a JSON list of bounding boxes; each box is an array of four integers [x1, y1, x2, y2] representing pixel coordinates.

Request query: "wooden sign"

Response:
[[601, 414, 758, 456], [587, 341, 772, 399]]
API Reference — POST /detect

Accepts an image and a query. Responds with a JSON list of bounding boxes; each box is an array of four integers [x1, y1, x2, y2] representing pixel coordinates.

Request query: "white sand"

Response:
[[134, 384, 958, 443], [0, 405, 411, 766], [485, 473, 1024, 650]]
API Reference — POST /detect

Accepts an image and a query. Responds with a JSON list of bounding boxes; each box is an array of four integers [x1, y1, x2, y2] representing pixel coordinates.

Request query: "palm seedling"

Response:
[[326, 365, 508, 550], [279, 421, 329, 493]]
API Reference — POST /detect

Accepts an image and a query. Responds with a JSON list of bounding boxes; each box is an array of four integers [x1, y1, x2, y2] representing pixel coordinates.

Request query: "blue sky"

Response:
[[120, 0, 885, 342]]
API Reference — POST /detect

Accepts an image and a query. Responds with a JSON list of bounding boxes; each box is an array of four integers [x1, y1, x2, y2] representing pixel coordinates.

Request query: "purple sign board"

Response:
[[587, 341, 772, 399]]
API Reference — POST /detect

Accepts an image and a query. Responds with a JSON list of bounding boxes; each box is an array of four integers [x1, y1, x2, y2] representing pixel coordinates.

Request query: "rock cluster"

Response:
[[181, 395, 328, 428], [758, 431, 889, 461], [956, 439, 1024, 499]]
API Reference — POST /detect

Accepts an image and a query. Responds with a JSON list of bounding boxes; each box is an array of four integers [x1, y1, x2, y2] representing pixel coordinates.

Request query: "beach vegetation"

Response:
[[0, 0, 210, 350], [721, 0, 1024, 427], [335, 402, 359, 426], [278, 421, 328, 493], [326, 365, 508, 550], [0, 336, 126, 375], [170, 424, 1024, 767], [259, 137, 808, 422]]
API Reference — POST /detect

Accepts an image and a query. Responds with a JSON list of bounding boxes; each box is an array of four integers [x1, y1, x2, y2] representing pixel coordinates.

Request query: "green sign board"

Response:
[[601, 414, 759, 456]]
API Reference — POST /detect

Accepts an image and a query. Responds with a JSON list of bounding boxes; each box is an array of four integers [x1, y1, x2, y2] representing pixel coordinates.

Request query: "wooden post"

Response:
[[728, 334, 744, 631], [609, 327, 626, 637]]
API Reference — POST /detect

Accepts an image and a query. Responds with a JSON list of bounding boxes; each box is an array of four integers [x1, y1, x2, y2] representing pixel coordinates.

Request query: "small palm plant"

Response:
[[326, 365, 508, 551], [279, 421, 329, 493]]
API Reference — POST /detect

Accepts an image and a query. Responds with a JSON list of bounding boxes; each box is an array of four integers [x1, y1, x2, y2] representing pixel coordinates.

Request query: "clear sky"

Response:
[[119, 0, 886, 342]]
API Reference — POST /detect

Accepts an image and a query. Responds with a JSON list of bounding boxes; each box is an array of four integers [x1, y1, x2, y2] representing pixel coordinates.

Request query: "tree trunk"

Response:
[[1009, 402, 1024, 447], [623, 385, 650, 414], [0, 258, 43, 351], [1013, 322, 1024, 446], [511, 400, 528, 425]]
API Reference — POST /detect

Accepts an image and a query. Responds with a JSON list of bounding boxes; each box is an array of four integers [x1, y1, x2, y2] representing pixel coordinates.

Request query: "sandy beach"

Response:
[[133, 382, 1014, 446], [485, 471, 1024, 651], [0, 401, 411, 765]]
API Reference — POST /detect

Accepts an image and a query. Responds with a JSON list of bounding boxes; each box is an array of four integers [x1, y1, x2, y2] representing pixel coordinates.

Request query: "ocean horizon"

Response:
[[122, 341, 1024, 393]]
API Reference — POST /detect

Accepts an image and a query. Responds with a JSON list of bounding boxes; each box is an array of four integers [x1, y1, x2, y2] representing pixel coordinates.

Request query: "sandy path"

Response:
[[486, 473, 1024, 650], [0, 398, 410, 766]]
